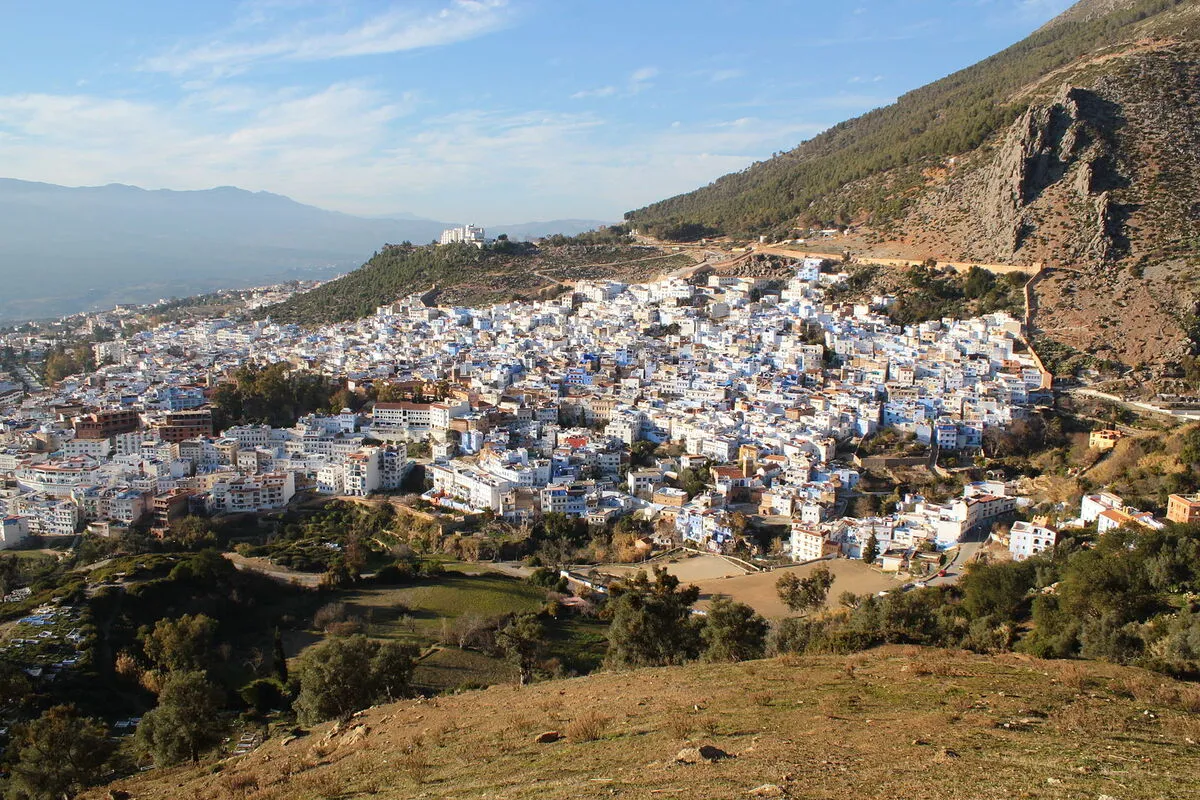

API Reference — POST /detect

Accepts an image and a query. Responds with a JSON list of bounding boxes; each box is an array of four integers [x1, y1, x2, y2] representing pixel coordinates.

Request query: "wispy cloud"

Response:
[[708, 68, 745, 83], [630, 66, 658, 84], [571, 66, 658, 101], [0, 81, 827, 220], [570, 86, 618, 100], [145, 0, 512, 78], [1014, 0, 1076, 22]]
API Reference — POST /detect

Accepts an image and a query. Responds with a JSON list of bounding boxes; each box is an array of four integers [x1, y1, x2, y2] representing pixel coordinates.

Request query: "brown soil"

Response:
[[87, 647, 1200, 800]]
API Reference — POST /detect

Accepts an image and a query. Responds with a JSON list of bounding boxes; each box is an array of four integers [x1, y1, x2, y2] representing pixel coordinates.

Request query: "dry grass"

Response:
[[565, 711, 611, 743], [217, 771, 260, 799], [395, 737, 432, 786], [506, 713, 538, 737], [665, 711, 694, 740], [84, 647, 1200, 800], [1174, 685, 1200, 714], [1055, 661, 1095, 693]]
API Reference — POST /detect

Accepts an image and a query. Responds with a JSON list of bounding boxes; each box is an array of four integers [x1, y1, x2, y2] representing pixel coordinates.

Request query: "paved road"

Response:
[[224, 552, 323, 587], [925, 526, 990, 587]]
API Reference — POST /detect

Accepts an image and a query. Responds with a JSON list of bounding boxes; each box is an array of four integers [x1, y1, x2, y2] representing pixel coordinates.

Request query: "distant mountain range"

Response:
[[0, 178, 606, 322]]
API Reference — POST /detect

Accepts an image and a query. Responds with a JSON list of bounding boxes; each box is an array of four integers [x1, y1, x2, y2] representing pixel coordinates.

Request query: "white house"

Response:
[[1008, 520, 1056, 561]]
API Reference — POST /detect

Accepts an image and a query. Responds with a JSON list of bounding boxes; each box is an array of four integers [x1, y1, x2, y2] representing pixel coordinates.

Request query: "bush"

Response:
[[292, 636, 418, 724], [374, 560, 418, 584], [240, 678, 287, 714], [566, 711, 610, 743], [312, 602, 350, 631]]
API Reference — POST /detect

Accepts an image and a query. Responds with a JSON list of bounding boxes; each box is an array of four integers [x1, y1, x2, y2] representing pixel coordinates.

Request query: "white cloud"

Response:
[[1014, 0, 1076, 21], [0, 77, 832, 221], [145, 0, 512, 78], [630, 66, 658, 84], [571, 66, 659, 101], [708, 69, 745, 83], [570, 86, 618, 99]]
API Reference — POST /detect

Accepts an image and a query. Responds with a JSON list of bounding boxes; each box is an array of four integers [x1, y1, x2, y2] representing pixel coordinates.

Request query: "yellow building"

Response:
[[1167, 494, 1200, 525], [1088, 429, 1123, 451]]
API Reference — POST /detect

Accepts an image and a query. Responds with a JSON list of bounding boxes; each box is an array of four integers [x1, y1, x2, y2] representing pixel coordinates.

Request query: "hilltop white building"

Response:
[[439, 224, 487, 246]]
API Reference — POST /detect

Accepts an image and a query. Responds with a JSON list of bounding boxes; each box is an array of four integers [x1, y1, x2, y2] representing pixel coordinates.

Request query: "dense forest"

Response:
[[625, 0, 1192, 238]]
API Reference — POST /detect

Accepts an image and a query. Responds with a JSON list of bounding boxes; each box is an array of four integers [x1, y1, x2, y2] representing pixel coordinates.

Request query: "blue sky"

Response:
[[0, 0, 1075, 223]]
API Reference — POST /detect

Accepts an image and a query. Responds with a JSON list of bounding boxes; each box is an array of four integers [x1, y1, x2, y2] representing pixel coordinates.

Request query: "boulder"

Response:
[[676, 744, 732, 764]]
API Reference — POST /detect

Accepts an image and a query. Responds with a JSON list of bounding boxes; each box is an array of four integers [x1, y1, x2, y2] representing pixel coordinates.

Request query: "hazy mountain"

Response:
[[626, 0, 1200, 373], [0, 181, 607, 323], [0, 179, 457, 322]]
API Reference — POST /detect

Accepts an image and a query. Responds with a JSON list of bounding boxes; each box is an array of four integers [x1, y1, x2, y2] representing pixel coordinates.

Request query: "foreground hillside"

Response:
[[626, 0, 1200, 372], [89, 647, 1200, 800]]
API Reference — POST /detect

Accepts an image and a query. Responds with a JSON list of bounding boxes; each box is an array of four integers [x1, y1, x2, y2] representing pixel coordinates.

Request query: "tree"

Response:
[[863, 533, 879, 565], [272, 627, 289, 685], [0, 661, 32, 712], [497, 613, 548, 684], [605, 567, 702, 668], [677, 467, 710, 499], [701, 595, 769, 662], [142, 613, 218, 673], [960, 559, 1038, 622], [167, 516, 217, 549], [776, 565, 835, 614], [371, 640, 419, 703], [0, 554, 21, 597], [137, 670, 225, 765], [630, 440, 658, 469], [9, 705, 116, 800], [293, 635, 417, 724]]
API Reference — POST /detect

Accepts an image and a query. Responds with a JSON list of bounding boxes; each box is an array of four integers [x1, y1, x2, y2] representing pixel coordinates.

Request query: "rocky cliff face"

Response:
[[894, 41, 1200, 375], [979, 84, 1123, 259], [930, 80, 1134, 267]]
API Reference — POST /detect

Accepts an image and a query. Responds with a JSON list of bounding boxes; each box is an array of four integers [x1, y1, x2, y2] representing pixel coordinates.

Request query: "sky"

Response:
[[0, 0, 1077, 223]]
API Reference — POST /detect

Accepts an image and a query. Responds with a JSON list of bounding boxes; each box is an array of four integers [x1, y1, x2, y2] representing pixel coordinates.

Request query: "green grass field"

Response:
[[341, 572, 548, 641], [300, 568, 609, 691]]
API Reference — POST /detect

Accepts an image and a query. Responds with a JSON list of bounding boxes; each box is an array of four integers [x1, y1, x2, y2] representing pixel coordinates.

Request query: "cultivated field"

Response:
[[296, 567, 606, 690], [595, 552, 747, 583], [596, 553, 898, 619]]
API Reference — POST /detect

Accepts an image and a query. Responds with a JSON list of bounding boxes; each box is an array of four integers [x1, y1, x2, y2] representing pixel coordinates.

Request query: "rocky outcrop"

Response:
[[982, 84, 1125, 261]]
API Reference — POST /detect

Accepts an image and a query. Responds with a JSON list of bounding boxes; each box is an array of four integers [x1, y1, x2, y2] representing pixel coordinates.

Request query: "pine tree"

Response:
[[272, 627, 289, 685], [136, 671, 225, 765], [701, 595, 769, 662], [605, 568, 702, 668], [864, 533, 879, 565]]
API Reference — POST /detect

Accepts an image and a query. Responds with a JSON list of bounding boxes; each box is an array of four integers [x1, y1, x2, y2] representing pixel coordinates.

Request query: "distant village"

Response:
[[3, 246, 1195, 578]]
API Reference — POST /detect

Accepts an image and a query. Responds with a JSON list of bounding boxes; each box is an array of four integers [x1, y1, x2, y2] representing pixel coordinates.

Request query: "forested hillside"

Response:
[[625, 0, 1194, 239], [260, 239, 693, 325]]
